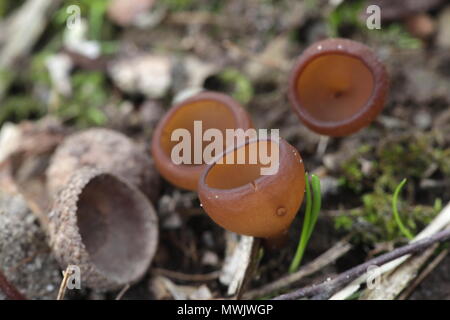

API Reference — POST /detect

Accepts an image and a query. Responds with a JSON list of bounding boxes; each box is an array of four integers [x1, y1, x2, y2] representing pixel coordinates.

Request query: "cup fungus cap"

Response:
[[151, 91, 253, 191], [46, 128, 159, 203], [48, 168, 158, 291], [198, 137, 305, 239], [288, 38, 389, 136]]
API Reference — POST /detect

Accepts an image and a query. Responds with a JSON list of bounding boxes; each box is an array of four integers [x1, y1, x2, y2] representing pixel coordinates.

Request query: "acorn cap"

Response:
[[48, 168, 158, 291], [46, 128, 159, 203]]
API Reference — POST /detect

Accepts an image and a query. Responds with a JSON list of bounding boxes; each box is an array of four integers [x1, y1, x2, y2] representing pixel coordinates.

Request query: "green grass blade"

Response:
[[289, 173, 312, 273], [307, 175, 321, 241], [392, 178, 414, 240]]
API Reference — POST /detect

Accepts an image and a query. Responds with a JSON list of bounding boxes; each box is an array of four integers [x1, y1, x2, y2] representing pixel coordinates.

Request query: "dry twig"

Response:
[[0, 269, 26, 300], [332, 201, 450, 299], [151, 268, 220, 282], [273, 228, 450, 300], [56, 266, 72, 300], [115, 284, 131, 300], [398, 249, 449, 300], [244, 238, 352, 299], [0, 0, 61, 100], [361, 242, 440, 300]]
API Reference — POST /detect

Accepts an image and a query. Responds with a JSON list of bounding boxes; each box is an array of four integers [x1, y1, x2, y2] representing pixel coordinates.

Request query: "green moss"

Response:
[[161, 0, 193, 11], [55, 71, 108, 127], [371, 24, 422, 50], [1, 43, 109, 127], [0, 68, 13, 100], [376, 134, 446, 191], [334, 214, 353, 230], [335, 193, 438, 244], [161, 0, 224, 12], [30, 52, 53, 87], [340, 144, 374, 193], [342, 160, 365, 192], [218, 68, 254, 104], [30, 52, 107, 127], [0, 1, 24, 18], [327, 0, 366, 37], [53, 0, 115, 44], [327, 0, 421, 49], [0, 57, 49, 126], [335, 133, 449, 244], [0, 95, 46, 125]]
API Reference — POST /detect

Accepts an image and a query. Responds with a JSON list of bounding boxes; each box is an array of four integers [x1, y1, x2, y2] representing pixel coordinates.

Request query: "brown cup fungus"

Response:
[[198, 137, 305, 241], [46, 128, 159, 203], [48, 168, 158, 291], [288, 38, 389, 136], [152, 91, 253, 191]]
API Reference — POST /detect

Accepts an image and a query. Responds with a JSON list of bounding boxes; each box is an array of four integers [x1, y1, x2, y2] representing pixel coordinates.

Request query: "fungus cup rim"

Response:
[[198, 136, 287, 196], [151, 91, 253, 190], [197, 137, 305, 239], [288, 38, 389, 136]]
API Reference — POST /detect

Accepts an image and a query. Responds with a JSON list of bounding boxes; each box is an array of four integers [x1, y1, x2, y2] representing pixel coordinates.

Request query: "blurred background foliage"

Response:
[[0, 0, 449, 248], [0, 0, 425, 127]]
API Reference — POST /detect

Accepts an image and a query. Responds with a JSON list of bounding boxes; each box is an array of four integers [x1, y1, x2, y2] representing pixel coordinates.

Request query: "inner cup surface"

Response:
[[160, 100, 237, 165], [76, 175, 151, 281], [295, 54, 374, 123], [205, 141, 278, 189]]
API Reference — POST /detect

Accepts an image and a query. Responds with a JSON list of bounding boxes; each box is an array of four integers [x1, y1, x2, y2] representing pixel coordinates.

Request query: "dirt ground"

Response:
[[0, 0, 450, 300]]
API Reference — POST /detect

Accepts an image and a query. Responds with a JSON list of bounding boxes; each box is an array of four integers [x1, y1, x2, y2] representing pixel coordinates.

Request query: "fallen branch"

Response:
[[273, 228, 450, 300], [331, 201, 450, 299], [398, 248, 449, 300], [244, 237, 352, 299], [115, 284, 131, 300], [56, 266, 72, 300], [151, 268, 220, 282], [219, 234, 261, 299], [0, 269, 26, 300], [361, 241, 440, 300], [0, 0, 61, 100]]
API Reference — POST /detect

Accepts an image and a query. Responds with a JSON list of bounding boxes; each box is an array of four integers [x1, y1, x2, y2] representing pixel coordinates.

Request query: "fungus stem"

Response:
[[289, 174, 321, 273], [392, 178, 414, 240]]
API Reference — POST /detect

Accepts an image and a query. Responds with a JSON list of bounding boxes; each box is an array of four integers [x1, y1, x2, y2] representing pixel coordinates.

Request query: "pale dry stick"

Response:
[[0, 0, 61, 99], [273, 228, 450, 300], [56, 266, 72, 300], [316, 136, 330, 158], [235, 238, 261, 300], [151, 268, 221, 282], [398, 248, 449, 300], [115, 284, 131, 300], [363, 227, 450, 300], [361, 242, 439, 300], [0, 0, 57, 66], [244, 238, 352, 299], [217, 234, 262, 299], [331, 201, 450, 300]]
